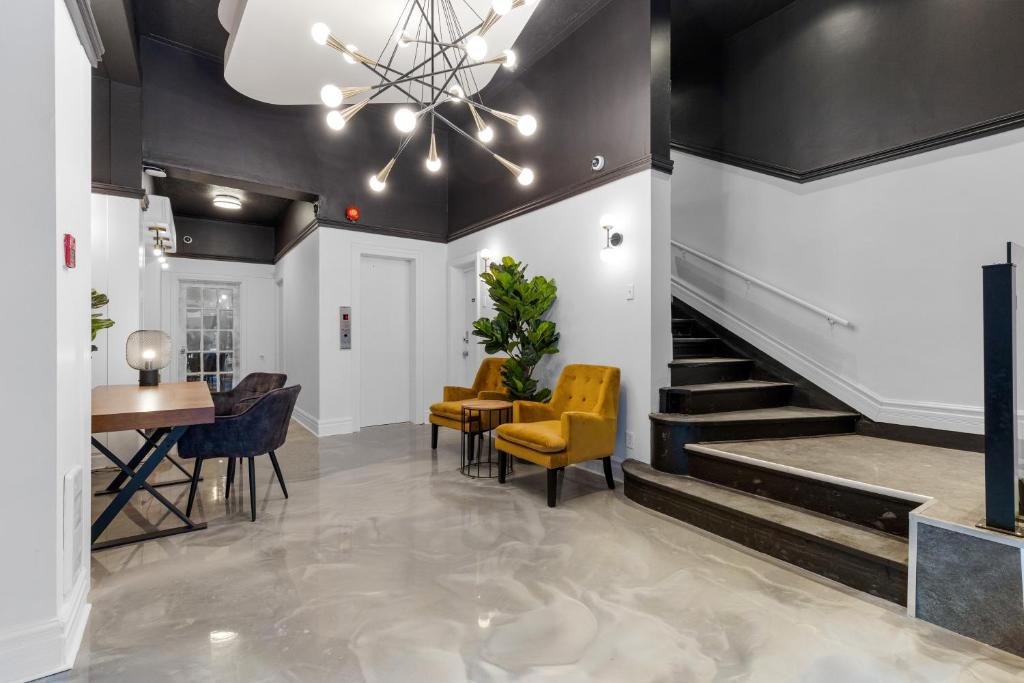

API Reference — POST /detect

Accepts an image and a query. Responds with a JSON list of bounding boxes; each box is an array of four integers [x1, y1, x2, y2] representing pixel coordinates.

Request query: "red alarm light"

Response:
[[63, 233, 76, 269], [345, 205, 361, 222]]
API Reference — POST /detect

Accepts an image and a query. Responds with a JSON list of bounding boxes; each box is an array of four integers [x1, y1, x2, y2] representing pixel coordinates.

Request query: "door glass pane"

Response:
[[203, 352, 217, 372], [186, 353, 201, 373], [218, 290, 233, 310], [219, 331, 234, 351], [219, 352, 234, 372], [186, 287, 202, 307], [186, 331, 201, 351], [221, 374, 234, 391], [203, 374, 217, 390], [186, 374, 201, 382], [179, 281, 240, 392], [218, 310, 233, 329], [186, 309, 202, 329], [203, 289, 218, 308], [203, 331, 217, 350], [202, 313, 218, 330]]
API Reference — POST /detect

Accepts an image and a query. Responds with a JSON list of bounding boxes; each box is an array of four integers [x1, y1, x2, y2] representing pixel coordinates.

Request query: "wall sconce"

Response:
[[599, 215, 622, 263], [480, 248, 493, 271]]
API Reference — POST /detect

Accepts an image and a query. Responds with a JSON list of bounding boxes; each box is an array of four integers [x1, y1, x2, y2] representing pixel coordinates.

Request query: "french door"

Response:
[[178, 281, 240, 391]]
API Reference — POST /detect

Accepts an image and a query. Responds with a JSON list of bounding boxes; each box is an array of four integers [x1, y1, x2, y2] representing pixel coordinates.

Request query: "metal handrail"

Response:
[[671, 240, 853, 328]]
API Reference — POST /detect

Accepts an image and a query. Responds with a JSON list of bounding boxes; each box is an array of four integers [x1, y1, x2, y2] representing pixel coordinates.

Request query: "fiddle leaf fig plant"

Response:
[[473, 256, 559, 401], [91, 289, 114, 352]]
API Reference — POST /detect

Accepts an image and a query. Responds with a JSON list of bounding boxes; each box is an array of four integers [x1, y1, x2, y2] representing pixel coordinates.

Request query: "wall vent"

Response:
[[63, 466, 84, 593]]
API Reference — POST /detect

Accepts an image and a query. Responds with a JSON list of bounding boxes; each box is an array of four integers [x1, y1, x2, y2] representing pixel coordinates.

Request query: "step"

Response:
[[669, 357, 753, 385], [685, 443, 919, 537], [650, 407, 859, 474], [622, 459, 908, 605], [660, 380, 793, 414], [672, 317, 698, 337], [673, 337, 726, 358]]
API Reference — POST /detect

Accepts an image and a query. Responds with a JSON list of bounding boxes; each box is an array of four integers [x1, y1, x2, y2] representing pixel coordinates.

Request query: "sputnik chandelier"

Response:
[[310, 0, 541, 193]]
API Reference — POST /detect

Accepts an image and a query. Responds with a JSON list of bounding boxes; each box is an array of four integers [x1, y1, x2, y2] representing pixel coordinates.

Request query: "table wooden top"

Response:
[[461, 399, 514, 411], [92, 382, 215, 433]]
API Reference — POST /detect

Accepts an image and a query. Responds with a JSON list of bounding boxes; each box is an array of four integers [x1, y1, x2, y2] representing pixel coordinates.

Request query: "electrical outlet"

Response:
[[626, 431, 635, 449], [626, 283, 635, 301]]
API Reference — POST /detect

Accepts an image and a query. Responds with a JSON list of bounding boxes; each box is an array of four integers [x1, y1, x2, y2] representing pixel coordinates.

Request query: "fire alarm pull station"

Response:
[[339, 306, 352, 349], [63, 234, 76, 269]]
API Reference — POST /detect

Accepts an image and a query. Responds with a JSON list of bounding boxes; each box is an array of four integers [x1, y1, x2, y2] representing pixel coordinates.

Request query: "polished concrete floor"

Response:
[[55, 423, 1024, 682]]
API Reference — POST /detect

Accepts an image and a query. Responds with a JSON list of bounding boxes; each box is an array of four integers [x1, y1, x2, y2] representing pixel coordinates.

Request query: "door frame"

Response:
[[350, 243, 423, 431], [447, 255, 482, 387]]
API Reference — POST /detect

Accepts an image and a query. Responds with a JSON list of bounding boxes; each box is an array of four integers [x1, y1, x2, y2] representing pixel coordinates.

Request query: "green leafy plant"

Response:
[[91, 289, 114, 352], [472, 256, 559, 401]]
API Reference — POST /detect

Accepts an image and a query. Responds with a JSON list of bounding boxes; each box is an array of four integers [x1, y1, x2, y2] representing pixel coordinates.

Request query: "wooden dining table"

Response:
[[91, 382, 215, 550]]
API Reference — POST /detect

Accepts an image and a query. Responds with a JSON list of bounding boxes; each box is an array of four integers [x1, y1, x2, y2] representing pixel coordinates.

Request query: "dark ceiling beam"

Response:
[[91, 0, 139, 84]]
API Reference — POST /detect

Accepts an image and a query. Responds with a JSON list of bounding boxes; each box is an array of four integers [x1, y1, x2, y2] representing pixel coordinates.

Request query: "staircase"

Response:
[[624, 301, 911, 605]]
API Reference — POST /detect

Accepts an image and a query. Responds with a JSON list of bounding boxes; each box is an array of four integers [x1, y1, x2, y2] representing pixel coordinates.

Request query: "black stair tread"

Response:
[[664, 380, 793, 393], [651, 406, 859, 424], [672, 317, 696, 323], [622, 460, 908, 567], [674, 337, 719, 342], [668, 357, 751, 367]]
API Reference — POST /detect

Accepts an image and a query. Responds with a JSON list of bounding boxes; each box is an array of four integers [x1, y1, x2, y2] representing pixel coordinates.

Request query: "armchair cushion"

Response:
[[495, 420, 566, 453], [430, 399, 468, 421]]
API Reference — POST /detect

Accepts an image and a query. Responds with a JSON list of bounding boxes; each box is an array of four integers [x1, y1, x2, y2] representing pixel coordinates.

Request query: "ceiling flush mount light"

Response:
[[143, 165, 167, 178], [600, 215, 623, 263], [307, 0, 538, 194], [213, 194, 242, 210]]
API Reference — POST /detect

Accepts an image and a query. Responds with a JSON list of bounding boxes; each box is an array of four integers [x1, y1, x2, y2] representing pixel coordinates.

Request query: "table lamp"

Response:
[[126, 330, 172, 386]]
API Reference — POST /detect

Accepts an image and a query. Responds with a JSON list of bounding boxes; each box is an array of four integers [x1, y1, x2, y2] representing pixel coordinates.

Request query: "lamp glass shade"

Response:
[[126, 330, 172, 386]]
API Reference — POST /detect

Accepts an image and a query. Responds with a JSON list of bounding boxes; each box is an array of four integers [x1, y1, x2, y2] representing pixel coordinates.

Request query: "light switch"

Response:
[[626, 283, 635, 301]]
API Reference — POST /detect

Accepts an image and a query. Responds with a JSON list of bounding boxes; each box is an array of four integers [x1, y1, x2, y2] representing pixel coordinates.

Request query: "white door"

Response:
[[359, 256, 412, 427], [459, 265, 478, 386], [178, 281, 240, 391]]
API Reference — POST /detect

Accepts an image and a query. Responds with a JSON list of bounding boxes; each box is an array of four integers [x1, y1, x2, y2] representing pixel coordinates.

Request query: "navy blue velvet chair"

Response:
[[212, 372, 287, 416], [178, 385, 301, 522]]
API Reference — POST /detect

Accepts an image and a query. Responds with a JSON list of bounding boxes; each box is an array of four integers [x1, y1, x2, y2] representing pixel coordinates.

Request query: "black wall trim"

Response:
[[318, 218, 448, 243], [651, 154, 675, 175], [64, 0, 104, 67], [274, 219, 318, 262], [856, 419, 985, 454], [448, 155, 660, 242], [91, 181, 145, 199], [672, 109, 1024, 183]]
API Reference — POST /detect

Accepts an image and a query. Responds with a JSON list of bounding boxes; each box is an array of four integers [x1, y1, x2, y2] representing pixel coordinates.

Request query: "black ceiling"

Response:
[[133, 0, 228, 59], [675, 0, 799, 38], [153, 176, 293, 227]]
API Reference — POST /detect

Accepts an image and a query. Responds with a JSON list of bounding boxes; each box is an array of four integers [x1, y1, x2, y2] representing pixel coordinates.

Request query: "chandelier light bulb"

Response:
[[465, 35, 488, 61], [478, 125, 495, 143], [517, 114, 537, 136], [320, 84, 344, 108], [394, 107, 418, 133], [343, 45, 359, 65], [311, 22, 331, 45], [326, 110, 345, 130], [426, 156, 442, 173], [369, 175, 386, 192], [396, 28, 413, 48], [426, 132, 442, 172], [502, 49, 517, 69], [449, 85, 465, 102], [517, 167, 535, 186], [152, 245, 163, 257], [492, 0, 514, 15]]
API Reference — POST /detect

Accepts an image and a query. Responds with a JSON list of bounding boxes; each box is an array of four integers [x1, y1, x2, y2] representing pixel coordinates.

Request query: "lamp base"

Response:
[[139, 369, 161, 387]]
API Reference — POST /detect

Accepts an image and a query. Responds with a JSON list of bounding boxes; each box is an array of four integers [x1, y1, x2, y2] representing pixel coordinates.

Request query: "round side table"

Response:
[[460, 399, 513, 479]]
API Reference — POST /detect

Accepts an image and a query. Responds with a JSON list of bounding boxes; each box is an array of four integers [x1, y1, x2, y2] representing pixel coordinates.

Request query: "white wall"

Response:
[[671, 130, 1024, 434], [142, 257, 280, 384], [0, 0, 92, 679], [276, 232, 320, 428], [447, 171, 671, 465]]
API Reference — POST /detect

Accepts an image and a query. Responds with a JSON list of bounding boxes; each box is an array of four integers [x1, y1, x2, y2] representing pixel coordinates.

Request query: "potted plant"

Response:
[[473, 256, 559, 401], [91, 289, 114, 352]]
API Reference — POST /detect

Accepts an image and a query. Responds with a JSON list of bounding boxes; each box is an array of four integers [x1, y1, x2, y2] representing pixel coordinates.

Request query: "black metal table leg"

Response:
[[96, 428, 202, 496], [91, 426, 208, 550]]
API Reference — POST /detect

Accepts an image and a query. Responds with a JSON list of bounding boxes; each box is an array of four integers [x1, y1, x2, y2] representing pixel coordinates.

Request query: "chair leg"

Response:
[[431, 424, 438, 449], [268, 450, 288, 499], [547, 468, 559, 508], [603, 456, 615, 490], [248, 456, 257, 522], [186, 458, 203, 517], [498, 451, 507, 483], [226, 457, 235, 499]]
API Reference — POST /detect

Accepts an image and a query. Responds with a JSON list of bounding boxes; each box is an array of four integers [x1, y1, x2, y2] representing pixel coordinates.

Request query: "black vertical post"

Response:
[[982, 262, 1019, 532]]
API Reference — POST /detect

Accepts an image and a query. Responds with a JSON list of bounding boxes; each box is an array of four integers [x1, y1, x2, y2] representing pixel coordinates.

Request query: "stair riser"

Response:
[[660, 385, 792, 414], [623, 473, 907, 605], [651, 416, 858, 474], [670, 362, 752, 385], [672, 319, 698, 336], [673, 339, 726, 358], [687, 451, 915, 537]]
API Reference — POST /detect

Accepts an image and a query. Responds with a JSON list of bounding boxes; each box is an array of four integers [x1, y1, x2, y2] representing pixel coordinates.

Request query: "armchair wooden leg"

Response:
[[430, 424, 438, 449], [226, 457, 235, 499], [547, 468, 560, 508], [498, 451, 507, 483], [268, 450, 288, 499], [186, 458, 203, 517], [248, 456, 257, 522], [602, 456, 615, 490]]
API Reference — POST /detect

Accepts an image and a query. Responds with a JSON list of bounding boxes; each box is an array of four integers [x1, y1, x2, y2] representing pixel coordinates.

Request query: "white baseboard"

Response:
[[292, 407, 353, 437], [0, 573, 90, 683], [671, 279, 985, 435]]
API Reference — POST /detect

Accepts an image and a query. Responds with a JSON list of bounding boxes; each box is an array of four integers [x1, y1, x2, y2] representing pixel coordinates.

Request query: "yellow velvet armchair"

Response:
[[495, 364, 620, 507], [429, 357, 507, 449]]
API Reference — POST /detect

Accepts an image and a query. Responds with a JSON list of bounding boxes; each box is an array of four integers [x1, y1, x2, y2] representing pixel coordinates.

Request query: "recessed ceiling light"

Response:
[[213, 194, 242, 210]]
